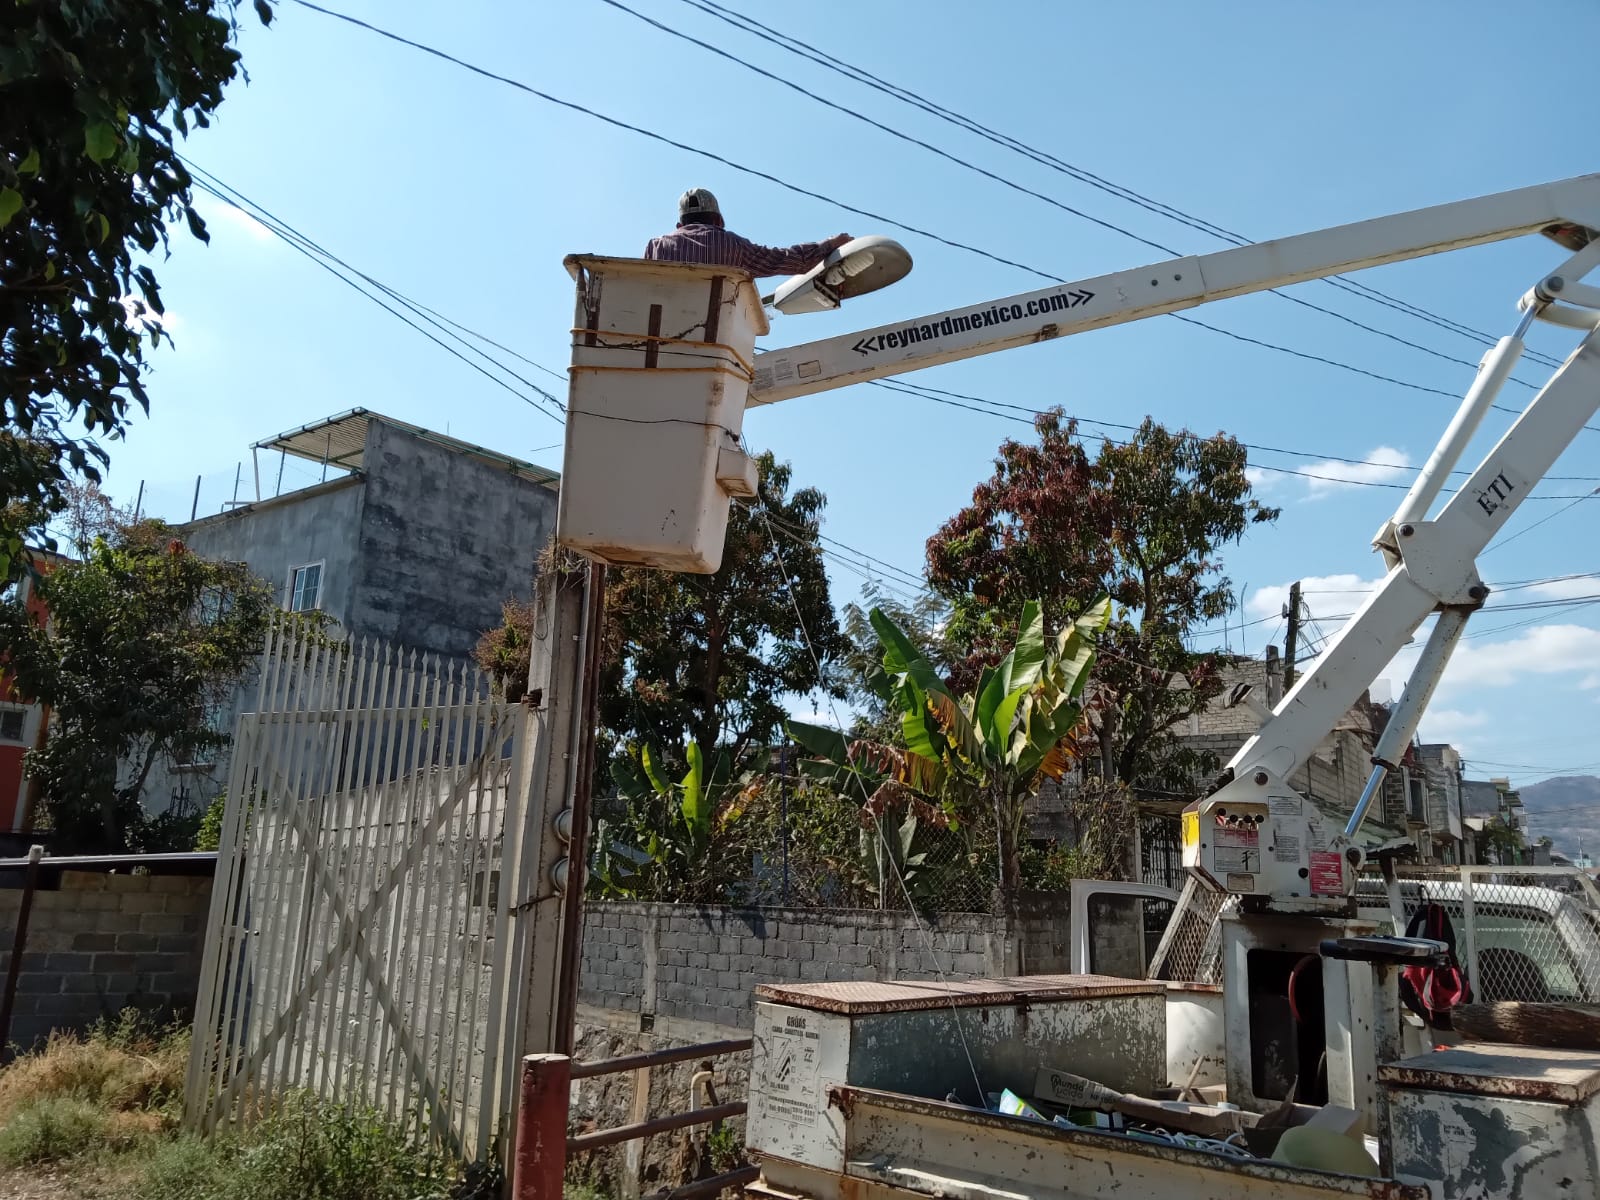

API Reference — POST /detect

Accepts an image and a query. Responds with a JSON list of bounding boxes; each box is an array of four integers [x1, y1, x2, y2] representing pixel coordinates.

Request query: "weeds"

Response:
[[0, 1012, 474, 1198]]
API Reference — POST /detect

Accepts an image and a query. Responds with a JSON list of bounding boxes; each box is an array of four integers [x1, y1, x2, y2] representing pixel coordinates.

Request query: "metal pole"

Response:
[[512, 1053, 570, 1200], [1370, 963, 1403, 1178], [0, 845, 45, 1063], [1346, 609, 1472, 839], [275, 450, 286, 497], [554, 562, 606, 1056], [1394, 330, 1527, 526], [132, 480, 144, 521], [189, 475, 201, 522], [230, 462, 241, 506], [780, 746, 790, 906]]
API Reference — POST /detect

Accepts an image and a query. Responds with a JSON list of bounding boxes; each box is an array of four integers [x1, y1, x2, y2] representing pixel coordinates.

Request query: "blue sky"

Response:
[[106, 0, 1600, 818]]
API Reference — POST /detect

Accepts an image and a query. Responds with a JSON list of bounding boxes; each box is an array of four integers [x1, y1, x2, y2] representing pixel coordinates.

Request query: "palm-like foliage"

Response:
[[789, 596, 1109, 907]]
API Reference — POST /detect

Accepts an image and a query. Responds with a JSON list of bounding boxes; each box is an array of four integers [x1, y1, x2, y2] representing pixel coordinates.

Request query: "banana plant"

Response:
[[789, 595, 1110, 907], [596, 742, 761, 900]]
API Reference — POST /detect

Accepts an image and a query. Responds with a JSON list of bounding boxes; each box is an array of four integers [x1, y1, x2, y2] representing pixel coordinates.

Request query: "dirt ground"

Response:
[[0, 1164, 128, 1199]]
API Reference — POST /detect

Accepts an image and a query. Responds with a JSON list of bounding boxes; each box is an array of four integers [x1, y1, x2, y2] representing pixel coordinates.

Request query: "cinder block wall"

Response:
[[0, 871, 210, 1051], [579, 898, 1079, 1031]]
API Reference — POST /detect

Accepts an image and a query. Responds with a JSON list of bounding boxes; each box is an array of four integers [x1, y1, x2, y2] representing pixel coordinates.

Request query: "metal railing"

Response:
[[513, 1038, 756, 1200]]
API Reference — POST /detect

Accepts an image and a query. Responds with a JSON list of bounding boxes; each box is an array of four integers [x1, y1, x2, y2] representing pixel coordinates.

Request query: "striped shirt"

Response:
[[643, 222, 834, 278]]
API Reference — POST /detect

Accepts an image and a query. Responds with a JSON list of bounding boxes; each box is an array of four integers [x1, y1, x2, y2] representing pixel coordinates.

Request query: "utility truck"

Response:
[[555, 174, 1600, 1199]]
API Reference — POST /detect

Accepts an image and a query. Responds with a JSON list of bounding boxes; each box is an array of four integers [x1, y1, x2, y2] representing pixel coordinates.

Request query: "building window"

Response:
[[0, 709, 25, 743], [289, 562, 324, 612]]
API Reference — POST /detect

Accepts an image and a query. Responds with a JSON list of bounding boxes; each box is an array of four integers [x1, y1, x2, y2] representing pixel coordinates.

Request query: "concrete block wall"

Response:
[[579, 898, 1078, 1032], [0, 871, 210, 1050]]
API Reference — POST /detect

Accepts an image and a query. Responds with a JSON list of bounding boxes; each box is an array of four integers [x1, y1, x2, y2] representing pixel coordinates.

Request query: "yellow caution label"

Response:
[[1181, 810, 1199, 850]]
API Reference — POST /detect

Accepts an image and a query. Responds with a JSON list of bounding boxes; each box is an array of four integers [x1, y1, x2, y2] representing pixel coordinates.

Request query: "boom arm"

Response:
[[749, 174, 1600, 405], [748, 172, 1600, 909]]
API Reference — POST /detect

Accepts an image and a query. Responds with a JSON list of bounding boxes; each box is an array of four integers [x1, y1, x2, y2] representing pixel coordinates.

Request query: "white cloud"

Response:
[[1436, 624, 1600, 691], [1244, 466, 1275, 493], [1248, 573, 1382, 621], [1418, 707, 1489, 753], [1301, 445, 1412, 498], [190, 191, 273, 243]]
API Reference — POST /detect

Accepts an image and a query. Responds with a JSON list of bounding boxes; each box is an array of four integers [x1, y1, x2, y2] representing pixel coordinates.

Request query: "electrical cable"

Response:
[[679, 0, 1568, 372], [282, 0, 1595, 426], [876, 376, 1600, 482], [1485, 488, 1600, 554], [749, 494, 988, 1107], [182, 167, 566, 424], [869, 378, 1598, 497]]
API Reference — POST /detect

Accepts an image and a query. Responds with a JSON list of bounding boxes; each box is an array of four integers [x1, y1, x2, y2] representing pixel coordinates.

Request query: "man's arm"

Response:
[[739, 232, 852, 278]]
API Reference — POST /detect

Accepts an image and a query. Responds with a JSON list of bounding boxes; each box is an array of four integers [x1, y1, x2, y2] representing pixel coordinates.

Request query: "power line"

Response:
[[870, 377, 1599, 497], [283, 0, 1594, 426], [1485, 487, 1600, 553], [879, 376, 1600, 482], [671, 0, 1568, 376], [182, 162, 566, 423]]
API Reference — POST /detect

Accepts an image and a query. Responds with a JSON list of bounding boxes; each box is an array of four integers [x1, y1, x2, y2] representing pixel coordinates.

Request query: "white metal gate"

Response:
[[185, 622, 528, 1159]]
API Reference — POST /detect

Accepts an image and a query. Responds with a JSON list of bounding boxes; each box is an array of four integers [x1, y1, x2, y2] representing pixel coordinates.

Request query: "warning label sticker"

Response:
[[1214, 826, 1260, 874], [1269, 794, 1303, 818], [757, 1015, 821, 1127], [1309, 851, 1344, 895], [1273, 833, 1301, 864]]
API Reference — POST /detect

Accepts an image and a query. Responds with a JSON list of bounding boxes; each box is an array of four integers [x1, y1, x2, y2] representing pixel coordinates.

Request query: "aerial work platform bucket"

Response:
[[556, 256, 766, 573]]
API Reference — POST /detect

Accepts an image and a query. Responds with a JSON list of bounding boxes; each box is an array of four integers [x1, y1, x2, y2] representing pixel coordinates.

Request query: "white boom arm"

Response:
[[750, 173, 1600, 909], [749, 174, 1600, 405]]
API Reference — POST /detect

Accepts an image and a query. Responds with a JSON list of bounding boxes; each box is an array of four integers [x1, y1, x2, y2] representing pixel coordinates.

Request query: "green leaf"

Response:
[[0, 188, 21, 228], [898, 808, 918, 859], [640, 744, 670, 796], [975, 651, 1015, 750], [1058, 595, 1111, 702], [680, 741, 706, 837], [897, 683, 943, 762], [17, 149, 39, 175], [871, 607, 950, 697], [1009, 600, 1046, 689], [92, 212, 110, 243], [786, 718, 848, 766], [993, 685, 1030, 761], [84, 121, 118, 163], [254, 0, 275, 24]]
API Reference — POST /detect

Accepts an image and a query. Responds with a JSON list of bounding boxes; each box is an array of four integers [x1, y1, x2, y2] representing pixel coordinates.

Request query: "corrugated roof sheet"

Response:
[[254, 408, 559, 491]]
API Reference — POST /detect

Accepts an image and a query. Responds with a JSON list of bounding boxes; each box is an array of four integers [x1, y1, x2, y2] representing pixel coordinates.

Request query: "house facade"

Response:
[[139, 408, 559, 818], [0, 552, 64, 843]]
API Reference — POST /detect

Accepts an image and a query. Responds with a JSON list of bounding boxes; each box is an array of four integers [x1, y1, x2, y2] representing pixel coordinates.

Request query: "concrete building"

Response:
[[1412, 743, 1466, 864], [142, 408, 559, 817]]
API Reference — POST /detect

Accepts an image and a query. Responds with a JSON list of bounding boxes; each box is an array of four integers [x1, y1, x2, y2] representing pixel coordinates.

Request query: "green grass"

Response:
[[0, 1095, 113, 1166]]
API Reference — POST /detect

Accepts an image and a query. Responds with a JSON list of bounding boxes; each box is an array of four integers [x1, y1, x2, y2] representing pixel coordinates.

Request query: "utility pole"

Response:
[[1283, 580, 1303, 691], [506, 565, 603, 1065]]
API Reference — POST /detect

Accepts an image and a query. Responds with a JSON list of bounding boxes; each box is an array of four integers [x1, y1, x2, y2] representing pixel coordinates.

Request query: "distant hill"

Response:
[[1519, 775, 1600, 859]]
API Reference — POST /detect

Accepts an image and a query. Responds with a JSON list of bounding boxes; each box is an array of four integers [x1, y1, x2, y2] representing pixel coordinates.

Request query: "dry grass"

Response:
[[0, 1017, 188, 1126], [0, 1014, 481, 1199], [0, 1012, 188, 1169]]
